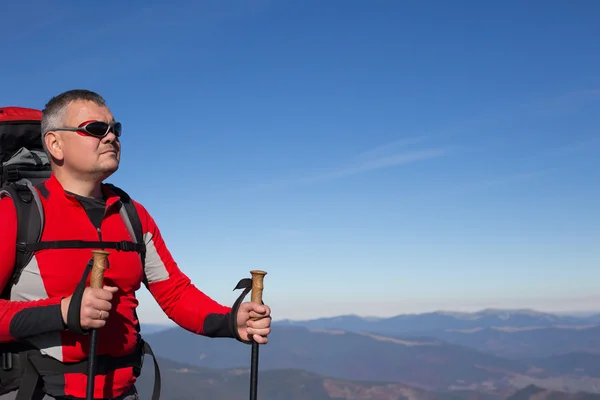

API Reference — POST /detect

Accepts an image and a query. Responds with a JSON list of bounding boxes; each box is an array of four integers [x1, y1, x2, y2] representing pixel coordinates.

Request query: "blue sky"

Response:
[[1, 0, 599, 322]]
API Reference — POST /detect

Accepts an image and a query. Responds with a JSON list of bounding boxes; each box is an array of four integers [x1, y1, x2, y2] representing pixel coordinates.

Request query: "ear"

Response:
[[44, 131, 64, 161]]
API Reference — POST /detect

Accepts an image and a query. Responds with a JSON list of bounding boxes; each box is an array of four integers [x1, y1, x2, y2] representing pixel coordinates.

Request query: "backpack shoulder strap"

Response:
[[104, 183, 144, 247], [0, 180, 45, 300], [103, 183, 148, 338]]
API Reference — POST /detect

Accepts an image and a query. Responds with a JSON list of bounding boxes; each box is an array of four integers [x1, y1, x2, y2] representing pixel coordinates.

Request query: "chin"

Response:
[[98, 169, 118, 182], [95, 163, 120, 180]]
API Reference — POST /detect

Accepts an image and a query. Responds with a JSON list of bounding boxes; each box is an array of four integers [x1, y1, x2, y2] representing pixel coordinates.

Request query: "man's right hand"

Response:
[[60, 286, 119, 330]]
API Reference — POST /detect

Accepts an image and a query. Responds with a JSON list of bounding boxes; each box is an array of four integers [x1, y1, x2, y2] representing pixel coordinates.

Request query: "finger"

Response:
[[252, 334, 268, 344], [86, 320, 107, 330], [92, 297, 113, 310], [81, 311, 108, 330], [88, 298, 113, 312], [82, 306, 109, 320], [251, 302, 267, 314], [248, 317, 271, 329], [94, 288, 117, 301], [103, 285, 119, 293], [247, 327, 270, 337], [85, 289, 108, 303], [249, 310, 271, 319]]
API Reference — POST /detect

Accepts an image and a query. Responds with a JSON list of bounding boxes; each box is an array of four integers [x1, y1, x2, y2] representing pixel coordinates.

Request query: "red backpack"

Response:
[[0, 106, 50, 187], [0, 106, 52, 300]]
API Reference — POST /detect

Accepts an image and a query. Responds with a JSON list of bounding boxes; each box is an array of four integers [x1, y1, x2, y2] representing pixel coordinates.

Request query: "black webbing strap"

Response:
[[66, 258, 94, 336], [14, 351, 44, 400], [12, 340, 160, 400], [27, 346, 143, 376], [230, 278, 259, 345], [17, 240, 145, 253], [141, 341, 161, 400]]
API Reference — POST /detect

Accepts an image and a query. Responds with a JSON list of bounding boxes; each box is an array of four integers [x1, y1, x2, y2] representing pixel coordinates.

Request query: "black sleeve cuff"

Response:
[[9, 304, 67, 340], [202, 311, 252, 344]]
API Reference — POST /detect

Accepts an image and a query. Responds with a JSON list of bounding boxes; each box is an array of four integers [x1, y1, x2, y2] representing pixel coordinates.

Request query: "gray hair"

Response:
[[40, 89, 108, 154]]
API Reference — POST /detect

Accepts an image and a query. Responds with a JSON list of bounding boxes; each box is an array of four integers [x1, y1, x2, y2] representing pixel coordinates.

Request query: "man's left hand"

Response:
[[237, 301, 272, 344]]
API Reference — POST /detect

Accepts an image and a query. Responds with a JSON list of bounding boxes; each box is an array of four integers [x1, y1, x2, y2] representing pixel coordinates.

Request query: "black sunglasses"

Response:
[[49, 120, 122, 138]]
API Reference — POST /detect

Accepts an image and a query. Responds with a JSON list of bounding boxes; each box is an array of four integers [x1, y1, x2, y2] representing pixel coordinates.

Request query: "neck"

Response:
[[53, 169, 104, 198]]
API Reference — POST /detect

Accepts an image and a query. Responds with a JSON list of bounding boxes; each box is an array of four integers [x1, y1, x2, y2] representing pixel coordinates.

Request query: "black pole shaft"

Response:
[[249, 341, 259, 400], [87, 329, 99, 399]]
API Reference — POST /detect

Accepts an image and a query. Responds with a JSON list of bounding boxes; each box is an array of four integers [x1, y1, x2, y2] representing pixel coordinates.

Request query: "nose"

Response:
[[102, 131, 118, 144]]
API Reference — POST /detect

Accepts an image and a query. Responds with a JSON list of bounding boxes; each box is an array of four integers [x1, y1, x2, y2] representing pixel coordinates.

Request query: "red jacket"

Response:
[[0, 173, 237, 399]]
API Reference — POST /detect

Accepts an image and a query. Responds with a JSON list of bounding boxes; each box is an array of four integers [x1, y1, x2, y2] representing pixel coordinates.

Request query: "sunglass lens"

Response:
[[86, 122, 111, 137], [112, 122, 122, 137]]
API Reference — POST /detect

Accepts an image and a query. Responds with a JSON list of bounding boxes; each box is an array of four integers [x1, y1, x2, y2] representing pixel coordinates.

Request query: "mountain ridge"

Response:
[[132, 356, 600, 400], [275, 308, 599, 330], [135, 308, 600, 398], [141, 323, 600, 395], [278, 308, 569, 323]]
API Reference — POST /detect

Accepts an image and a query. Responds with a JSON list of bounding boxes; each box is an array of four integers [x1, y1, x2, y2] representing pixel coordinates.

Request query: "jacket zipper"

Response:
[[97, 206, 110, 250], [97, 197, 115, 238], [76, 193, 115, 247]]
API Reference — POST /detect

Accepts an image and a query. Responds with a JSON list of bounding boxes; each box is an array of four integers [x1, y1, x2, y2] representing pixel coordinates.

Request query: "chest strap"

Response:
[[17, 240, 146, 253]]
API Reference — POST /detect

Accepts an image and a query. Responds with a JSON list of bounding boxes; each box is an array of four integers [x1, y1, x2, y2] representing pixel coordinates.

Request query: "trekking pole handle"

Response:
[[90, 250, 110, 289], [250, 270, 267, 320]]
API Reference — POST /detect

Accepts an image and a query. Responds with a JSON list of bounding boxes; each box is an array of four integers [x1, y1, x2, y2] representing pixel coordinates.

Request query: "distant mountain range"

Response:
[[428, 324, 600, 359], [274, 308, 600, 359], [134, 308, 600, 399], [135, 357, 484, 400], [144, 325, 533, 392], [140, 323, 175, 335], [141, 308, 600, 338], [133, 357, 600, 400], [275, 308, 600, 336]]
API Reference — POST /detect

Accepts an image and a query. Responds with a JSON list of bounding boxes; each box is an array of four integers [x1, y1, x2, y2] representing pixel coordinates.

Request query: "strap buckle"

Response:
[[16, 242, 28, 253], [2, 352, 13, 370], [116, 241, 135, 252], [5, 168, 19, 182]]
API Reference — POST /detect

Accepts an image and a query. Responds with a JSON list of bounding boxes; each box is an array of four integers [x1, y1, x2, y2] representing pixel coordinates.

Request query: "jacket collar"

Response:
[[43, 173, 122, 209]]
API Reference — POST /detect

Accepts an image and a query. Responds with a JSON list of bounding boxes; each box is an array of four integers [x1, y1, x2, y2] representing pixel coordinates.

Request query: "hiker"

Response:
[[0, 90, 272, 400]]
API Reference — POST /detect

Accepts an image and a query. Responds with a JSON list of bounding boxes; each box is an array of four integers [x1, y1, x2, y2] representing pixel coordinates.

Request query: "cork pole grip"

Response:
[[90, 250, 110, 289], [250, 270, 267, 321]]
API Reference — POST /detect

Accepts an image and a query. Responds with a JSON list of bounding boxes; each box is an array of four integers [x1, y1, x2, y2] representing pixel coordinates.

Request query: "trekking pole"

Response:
[[87, 250, 110, 400], [249, 270, 267, 400]]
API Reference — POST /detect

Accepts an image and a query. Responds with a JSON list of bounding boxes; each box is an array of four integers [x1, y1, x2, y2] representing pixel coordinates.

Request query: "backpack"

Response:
[[0, 106, 49, 186], [0, 106, 52, 301], [0, 107, 161, 400]]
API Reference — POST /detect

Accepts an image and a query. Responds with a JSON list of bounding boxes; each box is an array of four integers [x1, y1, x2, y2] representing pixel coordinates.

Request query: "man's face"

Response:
[[45, 100, 121, 181]]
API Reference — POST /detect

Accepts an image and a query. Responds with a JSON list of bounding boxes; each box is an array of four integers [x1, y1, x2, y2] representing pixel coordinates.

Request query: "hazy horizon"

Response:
[[137, 297, 600, 325]]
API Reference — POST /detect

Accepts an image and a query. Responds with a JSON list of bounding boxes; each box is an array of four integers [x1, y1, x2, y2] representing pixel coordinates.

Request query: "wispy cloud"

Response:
[[241, 86, 599, 193], [355, 136, 431, 160], [465, 137, 600, 193], [443, 153, 592, 196], [521, 88, 600, 116], [296, 148, 449, 184], [247, 144, 452, 191]]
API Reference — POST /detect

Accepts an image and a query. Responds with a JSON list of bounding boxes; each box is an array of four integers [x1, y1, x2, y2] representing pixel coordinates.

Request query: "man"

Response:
[[0, 90, 271, 400]]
